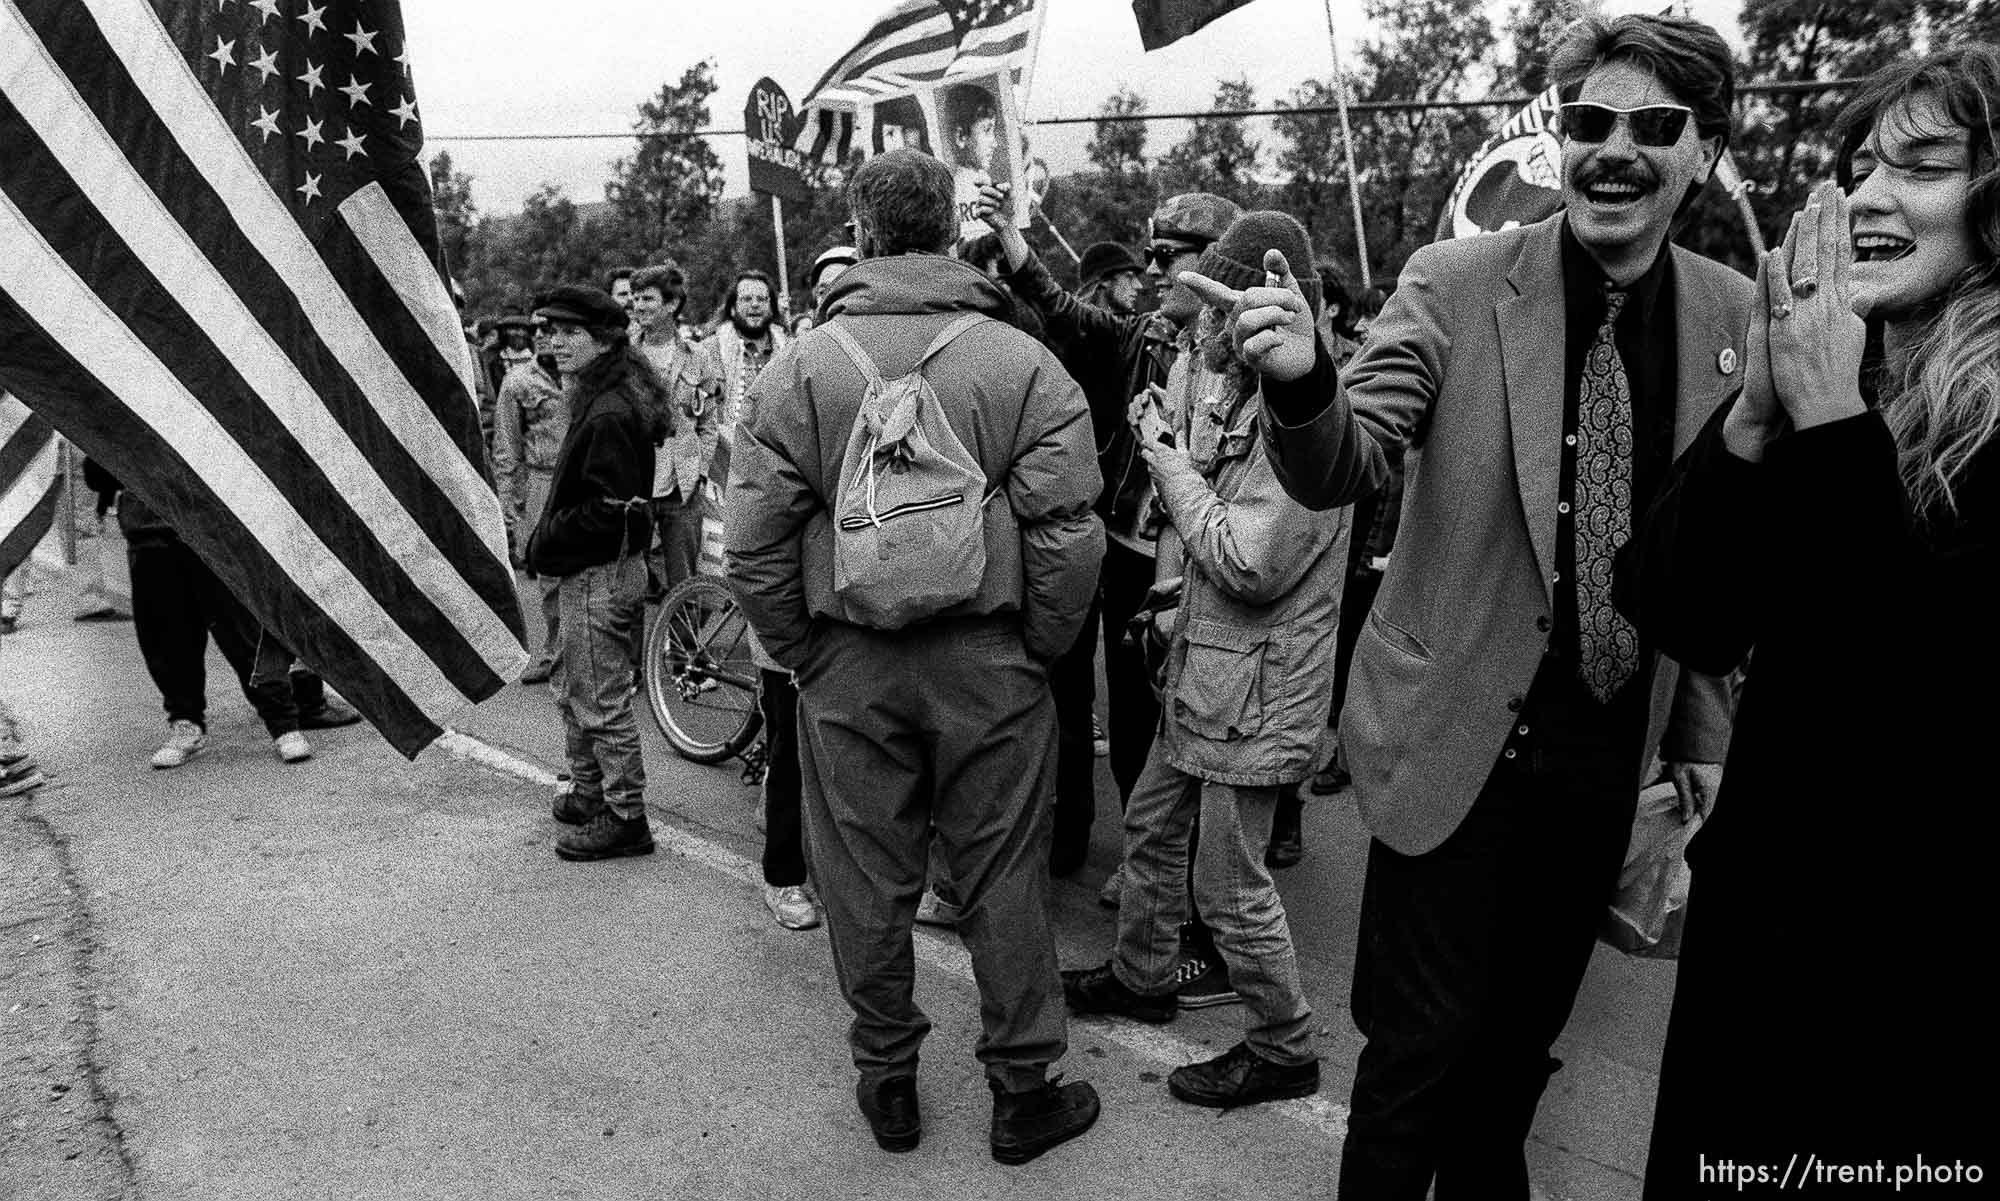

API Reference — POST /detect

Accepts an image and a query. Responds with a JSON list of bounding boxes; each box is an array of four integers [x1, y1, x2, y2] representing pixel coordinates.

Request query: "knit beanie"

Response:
[[1192, 211, 1323, 318]]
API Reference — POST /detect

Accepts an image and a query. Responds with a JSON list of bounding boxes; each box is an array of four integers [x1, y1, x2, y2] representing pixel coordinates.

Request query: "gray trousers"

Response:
[[796, 616, 1066, 1091], [554, 554, 647, 819]]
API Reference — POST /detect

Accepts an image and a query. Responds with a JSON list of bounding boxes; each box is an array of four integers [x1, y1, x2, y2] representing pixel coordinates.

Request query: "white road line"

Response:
[[434, 728, 1350, 1142]]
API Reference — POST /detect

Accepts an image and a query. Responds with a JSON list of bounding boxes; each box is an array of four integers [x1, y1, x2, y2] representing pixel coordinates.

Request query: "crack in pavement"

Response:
[[5, 786, 142, 1201]]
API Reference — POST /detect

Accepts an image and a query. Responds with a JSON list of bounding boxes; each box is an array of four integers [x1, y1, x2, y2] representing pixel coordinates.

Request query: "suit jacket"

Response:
[[1262, 215, 1755, 854]]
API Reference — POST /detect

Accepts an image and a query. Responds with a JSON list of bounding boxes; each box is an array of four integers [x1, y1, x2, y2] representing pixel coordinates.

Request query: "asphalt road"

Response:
[[2, 558, 1679, 1199]]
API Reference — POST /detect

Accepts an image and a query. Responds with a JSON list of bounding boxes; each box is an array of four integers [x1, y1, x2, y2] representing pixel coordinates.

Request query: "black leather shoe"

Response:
[[1167, 1041, 1319, 1108], [989, 1077, 1099, 1164], [554, 812, 655, 861], [856, 1076, 920, 1152], [1265, 797, 1304, 869], [1060, 963, 1175, 1023], [295, 698, 363, 730]]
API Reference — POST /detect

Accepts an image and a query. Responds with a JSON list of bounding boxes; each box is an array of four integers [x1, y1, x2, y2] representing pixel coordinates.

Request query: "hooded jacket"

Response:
[[726, 254, 1105, 670], [524, 343, 667, 578]]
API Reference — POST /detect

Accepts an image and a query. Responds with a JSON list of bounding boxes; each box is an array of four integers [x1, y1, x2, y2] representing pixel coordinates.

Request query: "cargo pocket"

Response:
[[1173, 620, 1269, 742]]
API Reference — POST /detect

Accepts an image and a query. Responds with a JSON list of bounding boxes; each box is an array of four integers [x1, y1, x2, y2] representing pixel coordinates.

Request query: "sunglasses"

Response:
[[1558, 102, 1693, 148], [1144, 241, 1203, 269]]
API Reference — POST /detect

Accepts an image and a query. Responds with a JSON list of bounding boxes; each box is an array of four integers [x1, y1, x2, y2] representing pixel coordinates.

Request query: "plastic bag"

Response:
[[1600, 780, 1702, 959]]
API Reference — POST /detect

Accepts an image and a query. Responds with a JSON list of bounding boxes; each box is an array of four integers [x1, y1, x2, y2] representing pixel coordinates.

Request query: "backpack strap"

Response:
[[914, 312, 988, 373], [821, 322, 885, 393]]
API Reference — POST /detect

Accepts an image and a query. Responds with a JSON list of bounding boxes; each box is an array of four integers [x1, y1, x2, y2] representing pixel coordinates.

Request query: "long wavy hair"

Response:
[[1836, 45, 2000, 519]]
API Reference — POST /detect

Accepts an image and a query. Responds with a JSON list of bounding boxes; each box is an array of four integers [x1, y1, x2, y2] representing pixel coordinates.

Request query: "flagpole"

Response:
[[1322, 0, 1373, 290], [770, 194, 793, 314]]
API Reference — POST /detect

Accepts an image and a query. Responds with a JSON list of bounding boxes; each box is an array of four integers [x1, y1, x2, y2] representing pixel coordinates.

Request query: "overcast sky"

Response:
[[403, 0, 1743, 216]]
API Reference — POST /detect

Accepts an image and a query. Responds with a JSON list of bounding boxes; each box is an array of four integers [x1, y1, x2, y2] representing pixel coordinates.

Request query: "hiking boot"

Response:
[[150, 720, 207, 769], [273, 731, 313, 763], [296, 697, 362, 729], [551, 780, 603, 826], [1307, 758, 1351, 796], [914, 886, 961, 927], [1167, 1041, 1319, 1108], [763, 884, 821, 931], [1265, 795, 1304, 869], [554, 811, 655, 861], [990, 1077, 1100, 1165], [1172, 954, 1242, 1010], [856, 1076, 920, 1152], [1060, 962, 1175, 1024]]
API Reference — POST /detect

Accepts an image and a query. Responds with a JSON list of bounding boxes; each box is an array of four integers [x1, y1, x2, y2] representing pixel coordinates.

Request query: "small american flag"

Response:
[[0, 392, 60, 581], [0, 0, 527, 756], [795, 0, 1040, 164]]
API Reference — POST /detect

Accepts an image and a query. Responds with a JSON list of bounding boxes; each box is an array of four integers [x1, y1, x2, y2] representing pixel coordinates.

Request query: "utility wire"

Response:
[[428, 78, 1869, 143]]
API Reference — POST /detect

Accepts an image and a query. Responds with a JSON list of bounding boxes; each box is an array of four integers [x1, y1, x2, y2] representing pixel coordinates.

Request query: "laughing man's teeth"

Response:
[[1854, 234, 1915, 262]]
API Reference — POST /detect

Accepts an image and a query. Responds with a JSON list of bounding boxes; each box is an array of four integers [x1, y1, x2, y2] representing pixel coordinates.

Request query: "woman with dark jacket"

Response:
[[526, 285, 668, 863], [1633, 48, 1999, 1193]]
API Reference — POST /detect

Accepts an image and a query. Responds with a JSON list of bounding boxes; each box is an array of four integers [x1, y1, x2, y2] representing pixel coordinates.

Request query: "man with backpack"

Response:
[[726, 149, 1105, 1166]]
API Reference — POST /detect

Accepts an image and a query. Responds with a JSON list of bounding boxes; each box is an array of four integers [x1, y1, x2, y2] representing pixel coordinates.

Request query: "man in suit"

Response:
[[1183, 13, 1753, 1196]]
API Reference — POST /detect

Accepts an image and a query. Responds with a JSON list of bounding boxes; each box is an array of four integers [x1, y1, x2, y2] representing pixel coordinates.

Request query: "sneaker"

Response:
[[914, 886, 962, 927], [856, 1076, 920, 1152], [554, 811, 655, 861], [1096, 865, 1124, 910], [295, 698, 362, 730], [1167, 1041, 1319, 1108], [0, 615, 16, 635], [150, 720, 207, 769], [1090, 715, 1109, 758], [273, 731, 313, 763], [1, 761, 47, 796], [519, 657, 555, 686], [990, 1077, 1100, 1165], [1172, 955, 1242, 1010], [1060, 962, 1175, 1023], [1265, 803, 1304, 869], [763, 884, 821, 931], [73, 608, 132, 623]]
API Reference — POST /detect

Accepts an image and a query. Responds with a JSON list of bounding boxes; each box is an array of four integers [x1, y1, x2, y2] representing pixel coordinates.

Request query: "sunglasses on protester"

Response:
[[1557, 102, 1693, 148], [1144, 240, 1205, 269]]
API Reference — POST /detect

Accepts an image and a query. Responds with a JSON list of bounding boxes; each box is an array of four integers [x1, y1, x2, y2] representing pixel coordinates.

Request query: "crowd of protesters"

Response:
[[7, 8, 1991, 1193]]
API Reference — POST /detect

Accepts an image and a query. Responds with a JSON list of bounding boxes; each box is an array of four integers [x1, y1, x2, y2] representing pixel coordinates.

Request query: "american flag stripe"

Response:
[[0, 209, 470, 740], [803, 0, 947, 104], [48, 1, 502, 565], [0, 0, 526, 755], [0, 26, 513, 678], [0, 290, 440, 742], [0, 399, 61, 581]]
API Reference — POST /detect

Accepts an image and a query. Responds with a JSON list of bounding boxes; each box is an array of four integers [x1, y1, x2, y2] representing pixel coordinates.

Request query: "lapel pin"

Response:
[[1717, 347, 1738, 376]]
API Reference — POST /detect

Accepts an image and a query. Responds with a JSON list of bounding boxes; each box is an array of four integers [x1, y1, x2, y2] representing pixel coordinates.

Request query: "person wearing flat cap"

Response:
[[525, 284, 670, 863], [1076, 242, 1147, 317]]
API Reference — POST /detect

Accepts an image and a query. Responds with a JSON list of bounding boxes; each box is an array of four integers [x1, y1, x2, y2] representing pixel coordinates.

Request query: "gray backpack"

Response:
[[821, 314, 995, 629]]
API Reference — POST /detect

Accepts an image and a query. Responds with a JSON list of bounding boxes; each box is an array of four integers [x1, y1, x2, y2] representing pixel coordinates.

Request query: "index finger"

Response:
[[1176, 270, 1244, 312]]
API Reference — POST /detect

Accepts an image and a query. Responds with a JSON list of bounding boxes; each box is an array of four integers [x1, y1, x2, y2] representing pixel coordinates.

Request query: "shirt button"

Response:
[[1551, 571, 1562, 582], [1565, 434, 1577, 446], [1557, 502, 1570, 514], [1507, 696, 1524, 712], [1517, 725, 1530, 736], [1504, 748, 1518, 760]]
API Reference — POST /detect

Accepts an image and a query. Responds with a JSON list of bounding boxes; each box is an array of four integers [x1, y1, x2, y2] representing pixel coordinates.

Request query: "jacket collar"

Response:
[[821, 254, 1013, 320]]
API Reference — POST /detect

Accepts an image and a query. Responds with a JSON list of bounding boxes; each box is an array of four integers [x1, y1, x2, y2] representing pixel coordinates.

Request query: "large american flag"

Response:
[[795, 0, 1041, 165], [0, 392, 60, 582], [0, 0, 526, 756]]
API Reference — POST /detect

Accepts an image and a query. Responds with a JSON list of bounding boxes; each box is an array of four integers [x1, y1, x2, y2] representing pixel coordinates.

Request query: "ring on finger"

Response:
[[1790, 278, 1819, 299], [1770, 301, 1794, 321]]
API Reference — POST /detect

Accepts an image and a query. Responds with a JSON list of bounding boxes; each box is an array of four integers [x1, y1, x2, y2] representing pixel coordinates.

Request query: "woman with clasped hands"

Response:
[[1631, 48, 1999, 1196]]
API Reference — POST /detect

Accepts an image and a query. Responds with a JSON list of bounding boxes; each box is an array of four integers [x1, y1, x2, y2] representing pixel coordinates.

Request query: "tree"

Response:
[[427, 150, 479, 286], [1086, 88, 1150, 176], [1273, 78, 1356, 257], [1159, 78, 1264, 201], [1502, 0, 1578, 95], [1346, 0, 1498, 281], [605, 60, 728, 266]]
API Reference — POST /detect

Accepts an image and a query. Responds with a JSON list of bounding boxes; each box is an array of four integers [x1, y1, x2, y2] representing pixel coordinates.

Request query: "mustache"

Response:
[[1574, 165, 1658, 191]]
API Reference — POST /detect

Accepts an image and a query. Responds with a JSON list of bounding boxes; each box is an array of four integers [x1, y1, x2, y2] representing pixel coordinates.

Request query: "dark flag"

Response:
[[0, 393, 61, 581], [1130, 0, 1259, 51], [0, 0, 527, 756]]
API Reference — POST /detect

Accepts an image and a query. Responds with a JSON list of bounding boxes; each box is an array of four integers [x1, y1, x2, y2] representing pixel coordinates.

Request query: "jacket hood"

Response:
[[821, 254, 1013, 321]]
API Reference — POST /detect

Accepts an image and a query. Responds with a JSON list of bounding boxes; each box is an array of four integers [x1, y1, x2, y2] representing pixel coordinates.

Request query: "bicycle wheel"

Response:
[[645, 575, 764, 764]]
